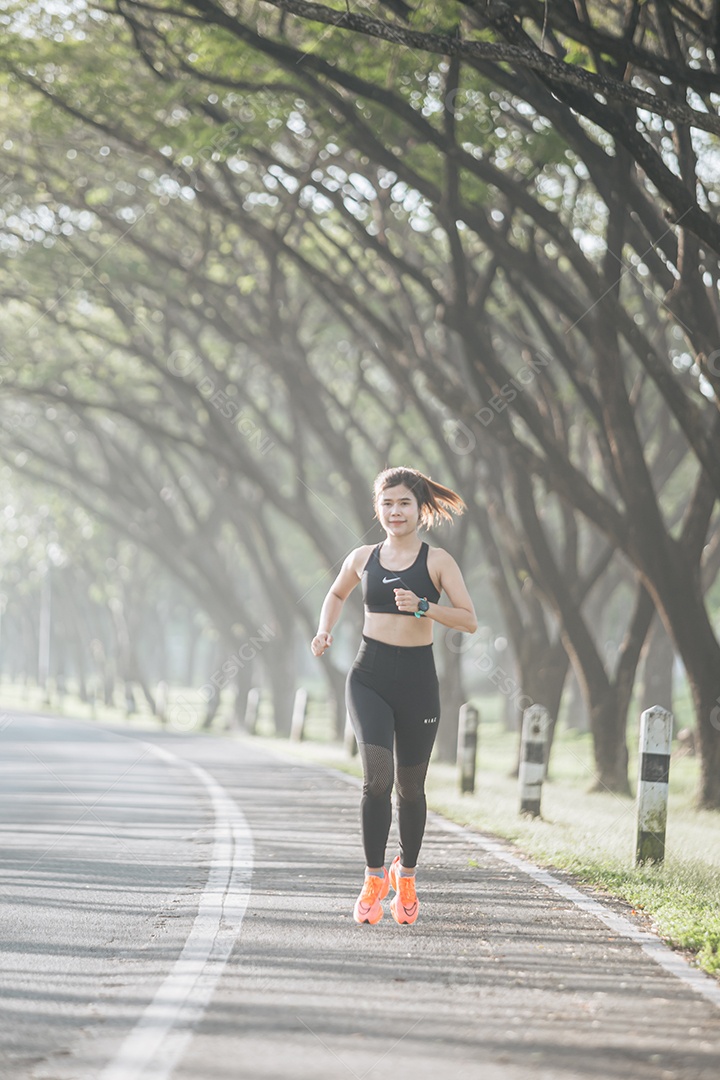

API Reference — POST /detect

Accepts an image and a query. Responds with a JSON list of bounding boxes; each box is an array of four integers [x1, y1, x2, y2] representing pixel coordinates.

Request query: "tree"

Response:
[[2, 0, 719, 800]]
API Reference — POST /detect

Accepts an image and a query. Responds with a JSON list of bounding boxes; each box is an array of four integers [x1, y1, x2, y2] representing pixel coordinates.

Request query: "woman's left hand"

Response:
[[393, 588, 421, 613]]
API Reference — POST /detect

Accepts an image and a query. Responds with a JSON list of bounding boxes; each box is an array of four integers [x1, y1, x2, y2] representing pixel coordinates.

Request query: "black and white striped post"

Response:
[[635, 705, 673, 865], [519, 704, 551, 817], [457, 703, 480, 794], [290, 688, 308, 741]]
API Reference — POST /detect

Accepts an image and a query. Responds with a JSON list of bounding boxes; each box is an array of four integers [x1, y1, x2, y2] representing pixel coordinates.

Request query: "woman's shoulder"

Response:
[[425, 542, 449, 557], [354, 543, 377, 557], [425, 544, 455, 568], [348, 543, 378, 575]]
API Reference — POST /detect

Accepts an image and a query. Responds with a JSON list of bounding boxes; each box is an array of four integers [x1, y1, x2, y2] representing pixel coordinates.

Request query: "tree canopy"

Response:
[[1, 0, 719, 802]]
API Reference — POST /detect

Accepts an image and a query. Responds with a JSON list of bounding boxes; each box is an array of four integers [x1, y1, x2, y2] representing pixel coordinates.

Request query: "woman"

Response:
[[311, 466, 477, 925]]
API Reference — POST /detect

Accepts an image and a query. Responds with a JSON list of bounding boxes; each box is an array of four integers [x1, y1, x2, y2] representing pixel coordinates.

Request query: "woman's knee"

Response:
[[360, 742, 394, 800], [363, 775, 394, 800], [395, 761, 429, 803]]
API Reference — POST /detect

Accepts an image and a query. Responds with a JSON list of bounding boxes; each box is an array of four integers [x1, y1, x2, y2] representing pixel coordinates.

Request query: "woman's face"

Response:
[[376, 483, 420, 538]]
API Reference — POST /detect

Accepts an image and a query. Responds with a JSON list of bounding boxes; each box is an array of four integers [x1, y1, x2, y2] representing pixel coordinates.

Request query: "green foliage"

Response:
[[1, 0, 719, 812]]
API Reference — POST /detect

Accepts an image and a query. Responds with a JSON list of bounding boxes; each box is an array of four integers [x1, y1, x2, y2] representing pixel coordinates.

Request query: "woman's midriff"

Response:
[[362, 611, 434, 647]]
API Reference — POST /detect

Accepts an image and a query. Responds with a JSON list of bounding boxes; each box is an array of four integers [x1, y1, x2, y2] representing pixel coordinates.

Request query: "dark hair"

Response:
[[373, 466, 466, 528]]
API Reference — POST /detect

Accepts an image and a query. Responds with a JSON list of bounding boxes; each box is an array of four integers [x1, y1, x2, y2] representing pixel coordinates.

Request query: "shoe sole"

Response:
[[354, 908, 383, 925]]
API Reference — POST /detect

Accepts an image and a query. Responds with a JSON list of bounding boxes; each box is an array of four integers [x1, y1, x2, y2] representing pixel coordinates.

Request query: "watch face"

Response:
[[418, 598, 429, 613]]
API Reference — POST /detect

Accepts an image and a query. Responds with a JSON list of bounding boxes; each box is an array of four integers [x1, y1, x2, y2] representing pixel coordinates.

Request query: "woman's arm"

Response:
[[311, 548, 366, 656], [394, 549, 477, 633]]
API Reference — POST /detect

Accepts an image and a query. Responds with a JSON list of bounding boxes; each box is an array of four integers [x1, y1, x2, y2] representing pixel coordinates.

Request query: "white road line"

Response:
[[434, 814, 720, 1012], [100, 743, 254, 1080], [304, 758, 720, 1011]]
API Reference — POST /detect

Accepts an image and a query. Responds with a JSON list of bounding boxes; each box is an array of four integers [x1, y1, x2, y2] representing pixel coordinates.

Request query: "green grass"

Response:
[[4, 677, 719, 978], [256, 701, 720, 981]]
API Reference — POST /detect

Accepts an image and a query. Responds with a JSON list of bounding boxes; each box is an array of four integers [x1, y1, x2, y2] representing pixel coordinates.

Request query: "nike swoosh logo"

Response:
[[382, 576, 401, 583]]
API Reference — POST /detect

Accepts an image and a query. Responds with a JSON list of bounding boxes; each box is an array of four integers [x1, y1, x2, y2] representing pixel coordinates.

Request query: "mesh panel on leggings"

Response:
[[359, 743, 394, 798], [395, 760, 430, 803]]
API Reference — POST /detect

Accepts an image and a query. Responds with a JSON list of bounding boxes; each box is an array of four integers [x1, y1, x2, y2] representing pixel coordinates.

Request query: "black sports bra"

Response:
[[362, 542, 441, 615]]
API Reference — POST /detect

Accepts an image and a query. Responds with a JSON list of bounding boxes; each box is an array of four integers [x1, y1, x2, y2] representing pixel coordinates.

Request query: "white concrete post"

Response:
[[457, 703, 480, 794], [290, 688, 308, 741], [519, 704, 551, 817], [155, 680, 168, 725], [635, 705, 673, 865], [38, 567, 51, 698], [244, 687, 261, 734]]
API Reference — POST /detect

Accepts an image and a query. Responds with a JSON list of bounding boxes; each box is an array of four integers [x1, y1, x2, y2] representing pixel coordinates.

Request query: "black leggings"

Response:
[[345, 635, 441, 869]]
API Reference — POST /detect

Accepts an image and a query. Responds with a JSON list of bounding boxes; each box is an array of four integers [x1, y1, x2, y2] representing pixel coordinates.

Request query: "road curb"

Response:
[[269, 742, 720, 1013]]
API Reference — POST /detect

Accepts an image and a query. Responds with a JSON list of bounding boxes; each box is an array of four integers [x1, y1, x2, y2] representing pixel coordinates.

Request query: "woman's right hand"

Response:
[[311, 631, 332, 657]]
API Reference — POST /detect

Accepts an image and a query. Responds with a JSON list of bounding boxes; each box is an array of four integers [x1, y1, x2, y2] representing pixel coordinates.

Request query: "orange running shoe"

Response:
[[389, 855, 419, 925], [353, 867, 389, 924]]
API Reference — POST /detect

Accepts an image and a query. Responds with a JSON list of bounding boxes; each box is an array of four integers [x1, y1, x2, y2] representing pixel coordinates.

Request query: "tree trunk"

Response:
[[507, 456, 640, 794], [638, 556, 720, 808], [322, 661, 349, 741], [437, 644, 465, 763], [516, 638, 569, 772], [71, 619, 88, 702], [231, 663, 254, 728], [588, 693, 632, 795], [202, 640, 226, 729], [103, 662, 116, 706], [203, 692, 221, 729], [660, 583, 720, 808], [270, 678, 295, 738], [183, 619, 202, 686], [563, 669, 590, 732], [694, 675, 720, 810], [583, 582, 655, 795], [262, 629, 296, 737], [641, 614, 674, 714]]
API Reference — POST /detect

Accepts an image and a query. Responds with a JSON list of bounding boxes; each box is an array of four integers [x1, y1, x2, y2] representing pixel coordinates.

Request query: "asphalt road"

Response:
[[1, 712, 719, 1080]]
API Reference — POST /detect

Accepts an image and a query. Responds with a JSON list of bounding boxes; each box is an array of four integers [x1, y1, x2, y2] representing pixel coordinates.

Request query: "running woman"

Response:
[[311, 467, 477, 925]]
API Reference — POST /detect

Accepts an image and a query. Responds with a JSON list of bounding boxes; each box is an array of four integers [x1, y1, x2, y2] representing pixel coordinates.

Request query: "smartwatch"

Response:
[[414, 597, 430, 618]]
